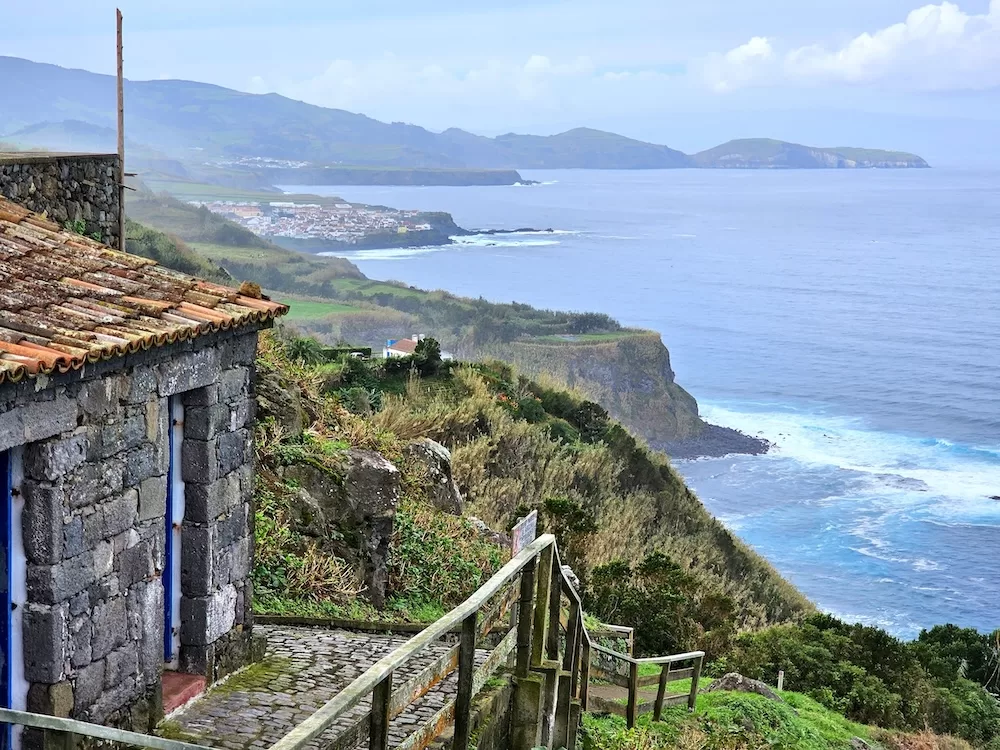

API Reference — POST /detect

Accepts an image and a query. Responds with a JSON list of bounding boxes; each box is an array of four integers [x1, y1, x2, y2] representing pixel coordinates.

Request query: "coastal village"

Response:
[[196, 199, 434, 243]]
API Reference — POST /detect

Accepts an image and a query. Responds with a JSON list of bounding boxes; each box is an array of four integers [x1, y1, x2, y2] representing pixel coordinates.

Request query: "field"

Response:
[[281, 300, 361, 322]]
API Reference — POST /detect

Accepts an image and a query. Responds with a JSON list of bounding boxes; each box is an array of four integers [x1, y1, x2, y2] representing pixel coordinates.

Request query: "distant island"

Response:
[[692, 139, 929, 169], [0, 56, 929, 184]]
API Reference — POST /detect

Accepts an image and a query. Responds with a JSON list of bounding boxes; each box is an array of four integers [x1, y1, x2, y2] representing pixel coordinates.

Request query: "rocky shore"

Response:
[[655, 423, 771, 460]]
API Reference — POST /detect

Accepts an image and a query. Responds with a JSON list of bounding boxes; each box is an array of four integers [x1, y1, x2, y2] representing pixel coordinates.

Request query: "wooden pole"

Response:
[[116, 8, 125, 251]]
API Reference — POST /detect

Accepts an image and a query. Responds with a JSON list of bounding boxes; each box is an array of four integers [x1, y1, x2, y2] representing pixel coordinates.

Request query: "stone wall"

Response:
[[0, 153, 121, 247], [0, 326, 262, 729]]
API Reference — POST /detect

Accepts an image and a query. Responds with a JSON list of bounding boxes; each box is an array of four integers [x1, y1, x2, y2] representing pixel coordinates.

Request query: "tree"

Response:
[[413, 337, 443, 376]]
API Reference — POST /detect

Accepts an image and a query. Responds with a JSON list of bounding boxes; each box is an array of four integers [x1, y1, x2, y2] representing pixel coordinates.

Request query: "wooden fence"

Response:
[[0, 533, 704, 750]]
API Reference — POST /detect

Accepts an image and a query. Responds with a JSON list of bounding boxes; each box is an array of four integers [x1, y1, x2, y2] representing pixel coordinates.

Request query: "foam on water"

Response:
[[680, 400, 1000, 635], [700, 402, 1000, 509]]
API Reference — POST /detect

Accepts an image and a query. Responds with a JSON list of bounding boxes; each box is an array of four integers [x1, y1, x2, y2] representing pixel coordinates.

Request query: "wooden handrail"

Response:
[[267, 534, 557, 750], [0, 708, 212, 750]]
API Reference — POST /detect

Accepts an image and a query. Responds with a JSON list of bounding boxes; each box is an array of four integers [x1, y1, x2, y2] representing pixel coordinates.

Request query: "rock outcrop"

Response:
[[404, 438, 464, 514], [705, 673, 785, 703], [282, 450, 402, 607]]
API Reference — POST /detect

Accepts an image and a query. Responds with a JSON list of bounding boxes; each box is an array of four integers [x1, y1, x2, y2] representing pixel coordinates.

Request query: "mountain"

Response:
[[693, 138, 929, 169], [0, 57, 926, 171]]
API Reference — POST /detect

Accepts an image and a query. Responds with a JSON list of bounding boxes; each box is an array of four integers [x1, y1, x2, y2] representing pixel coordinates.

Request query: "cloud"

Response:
[[280, 54, 675, 131], [708, 1, 1000, 92]]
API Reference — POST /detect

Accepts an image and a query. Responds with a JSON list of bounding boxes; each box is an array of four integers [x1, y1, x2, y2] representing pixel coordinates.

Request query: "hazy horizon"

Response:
[[2, 1, 998, 166]]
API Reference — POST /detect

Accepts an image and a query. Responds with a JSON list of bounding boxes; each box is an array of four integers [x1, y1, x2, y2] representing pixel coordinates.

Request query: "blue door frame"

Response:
[[0, 449, 12, 750], [163, 397, 185, 665]]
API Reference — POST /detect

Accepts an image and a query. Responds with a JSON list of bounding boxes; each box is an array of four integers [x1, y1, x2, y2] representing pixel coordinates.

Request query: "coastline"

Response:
[[655, 423, 772, 460]]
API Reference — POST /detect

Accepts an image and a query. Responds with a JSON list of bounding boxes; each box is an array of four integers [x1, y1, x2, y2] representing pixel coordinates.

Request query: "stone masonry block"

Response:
[[221, 333, 259, 369], [230, 536, 252, 583], [182, 438, 218, 484], [0, 408, 24, 453], [129, 580, 163, 684], [184, 468, 242, 524], [123, 443, 159, 487], [218, 367, 249, 403], [181, 526, 214, 597], [180, 584, 237, 646], [70, 616, 92, 668], [83, 490, 138, 548], [74, 660, 105, 713], [24, 432, 88, 481], [124, 367, 156, 405], [23, 394, 77, 443], [181, 385, 219, 408], [216, 502, 249, 548], [137, 475, 167, 521], [23, 604, 67, 683], [91, 597, 127, 660], [184, 403, 230, 441], [78, 376, 122, 419], [217, 428, 251, 477], [104, 643, 138, 688], [156, 347, 220, 396], [68, 459, 124, 510], [27, 681, 74, 718], [118, 539, 154, 589], [22, 481, 64, 565], [63, 516, 85, 559], [27, 555, 94, 604]]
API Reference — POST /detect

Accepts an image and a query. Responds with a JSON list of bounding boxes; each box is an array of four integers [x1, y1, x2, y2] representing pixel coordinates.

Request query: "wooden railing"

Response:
[[0, 533, 704, 750]]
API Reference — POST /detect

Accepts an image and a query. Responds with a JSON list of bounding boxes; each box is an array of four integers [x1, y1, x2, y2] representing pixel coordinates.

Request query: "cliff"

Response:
[[481, 333, 768, 458]]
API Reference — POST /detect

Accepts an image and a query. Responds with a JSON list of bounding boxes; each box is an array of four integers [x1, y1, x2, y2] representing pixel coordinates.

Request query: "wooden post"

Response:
[[531, 545, 553, 666], [688, 656, 703, 712], [546, 552, 561, 661], [116, 8, 125, 252], [515, 561, 536, 677], [777, 670, 784, 692], [564, 601, 580, 695], [626, 660, 639, 729], [653, 663, 670, 721], [369, 673, 392, 750], [453, 613, 477, 750], [579, 637, 591, 710]]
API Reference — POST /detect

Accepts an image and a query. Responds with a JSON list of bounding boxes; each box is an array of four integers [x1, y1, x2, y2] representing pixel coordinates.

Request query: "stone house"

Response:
[[0, 159, 287, 733]]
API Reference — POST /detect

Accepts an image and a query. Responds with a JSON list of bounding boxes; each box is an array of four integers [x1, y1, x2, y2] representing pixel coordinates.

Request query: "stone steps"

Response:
[[160, 626, 487, 750]]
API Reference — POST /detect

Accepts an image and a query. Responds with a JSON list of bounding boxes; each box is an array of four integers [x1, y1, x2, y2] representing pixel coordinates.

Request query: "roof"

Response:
[[0, 196, 288, 386], [386, 339, 418, 354]]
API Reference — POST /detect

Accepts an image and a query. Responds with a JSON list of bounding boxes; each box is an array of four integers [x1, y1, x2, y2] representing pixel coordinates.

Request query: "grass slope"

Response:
[[582, 691, 970, 750]]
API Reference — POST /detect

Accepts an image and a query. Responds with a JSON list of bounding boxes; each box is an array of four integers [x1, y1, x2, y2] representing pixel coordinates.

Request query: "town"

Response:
[[195, 199, 435, 243]]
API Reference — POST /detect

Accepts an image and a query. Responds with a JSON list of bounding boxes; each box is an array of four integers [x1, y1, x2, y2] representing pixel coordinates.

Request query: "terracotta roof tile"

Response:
[[0, 196, 288, 386]]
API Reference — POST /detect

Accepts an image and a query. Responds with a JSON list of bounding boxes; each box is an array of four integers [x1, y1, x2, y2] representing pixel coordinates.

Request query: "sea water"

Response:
[[284, 169, 1000, 638]]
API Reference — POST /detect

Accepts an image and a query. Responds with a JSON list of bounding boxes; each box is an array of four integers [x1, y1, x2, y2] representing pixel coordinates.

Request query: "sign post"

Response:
[[510, 510, 538, 555]]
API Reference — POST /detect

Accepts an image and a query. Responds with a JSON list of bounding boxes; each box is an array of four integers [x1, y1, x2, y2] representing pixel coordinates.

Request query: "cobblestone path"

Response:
[[161, 627, 486, 750]]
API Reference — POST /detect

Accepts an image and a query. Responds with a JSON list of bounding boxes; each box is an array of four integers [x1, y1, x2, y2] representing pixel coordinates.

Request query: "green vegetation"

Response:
[[716, 615, 1000, 746], [581, 691, 886, 750], [124, 219, 233, 284], [250, 334, 809, 634], [281, 300, 361, 322]]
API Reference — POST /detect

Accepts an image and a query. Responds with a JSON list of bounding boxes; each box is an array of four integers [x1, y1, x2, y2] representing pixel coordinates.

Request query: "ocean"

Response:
[[281, 169, 1000, 638]]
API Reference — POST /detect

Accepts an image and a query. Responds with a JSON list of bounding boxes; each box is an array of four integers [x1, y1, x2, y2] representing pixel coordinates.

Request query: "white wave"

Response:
[[319, 245, 452, 261], [699, 401, 1000, 509], [451, 235, 560, 248], [672, 233, 698, 238]]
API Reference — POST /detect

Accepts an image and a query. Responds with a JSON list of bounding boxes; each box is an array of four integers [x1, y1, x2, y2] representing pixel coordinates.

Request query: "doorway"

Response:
[[163, 397, 185, 668]]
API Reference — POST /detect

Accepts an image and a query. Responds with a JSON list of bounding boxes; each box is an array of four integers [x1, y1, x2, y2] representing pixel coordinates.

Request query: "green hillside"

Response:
[[0, 57, 925, 172]]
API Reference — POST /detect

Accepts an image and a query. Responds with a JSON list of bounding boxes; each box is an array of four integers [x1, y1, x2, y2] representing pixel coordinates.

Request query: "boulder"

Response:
[[255, 369, 307, 438], [704, 673, 784, 703], [283, 450, 401, 608], [403, 438, 464, 515]]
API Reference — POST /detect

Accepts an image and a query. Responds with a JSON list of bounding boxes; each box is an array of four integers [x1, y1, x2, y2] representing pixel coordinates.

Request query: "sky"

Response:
[[3, 0, 999, 164]]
